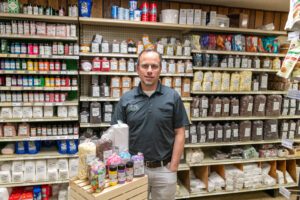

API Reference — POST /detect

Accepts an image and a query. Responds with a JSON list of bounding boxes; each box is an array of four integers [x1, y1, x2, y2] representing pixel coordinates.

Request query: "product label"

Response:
[[110, 61, 118, 71], [92, 108, 100, 117], [245, 128, 251, 137], [226, 130, 231, 138], [202, 99, 208, 108], [232, 105, 239, 114], [271, 124, 277, 132], [104, 113, 112, 122], [258, 103, 265, 112], [233, 129, 238, 137], [291, 122, 296, 131], [217, 130, 222, 138], [247, 103, 253, 112], [168, 63, 176, 73], [208, 131, 214, 139], [133, 160, 144, 176], [191, 134, 197, 143], [257, 128, 262, 136], [273, 102, 280, 111]]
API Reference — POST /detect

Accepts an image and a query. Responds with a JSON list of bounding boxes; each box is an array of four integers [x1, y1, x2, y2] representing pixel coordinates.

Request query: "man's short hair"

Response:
[[137, 49, 162, 67]]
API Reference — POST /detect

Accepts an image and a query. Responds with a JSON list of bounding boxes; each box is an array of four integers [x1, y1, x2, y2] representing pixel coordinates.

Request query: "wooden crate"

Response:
[[69, 176, 148, 200]]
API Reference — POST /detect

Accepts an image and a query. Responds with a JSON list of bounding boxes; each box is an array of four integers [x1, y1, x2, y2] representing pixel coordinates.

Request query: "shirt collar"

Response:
[[135, 81, 163, 97]]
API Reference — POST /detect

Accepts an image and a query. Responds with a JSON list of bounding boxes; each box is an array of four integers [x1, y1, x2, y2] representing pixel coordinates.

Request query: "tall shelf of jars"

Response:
[[0, 12, 79, 187]]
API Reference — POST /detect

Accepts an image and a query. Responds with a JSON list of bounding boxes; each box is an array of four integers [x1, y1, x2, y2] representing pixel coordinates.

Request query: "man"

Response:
[[111, 49, 189, 200]]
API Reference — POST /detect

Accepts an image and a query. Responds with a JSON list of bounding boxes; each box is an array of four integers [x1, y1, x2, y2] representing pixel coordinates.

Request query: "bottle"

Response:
[[126, 161, 134, 182], [109, 165, 118, 186], [118, 164, 126, 184]]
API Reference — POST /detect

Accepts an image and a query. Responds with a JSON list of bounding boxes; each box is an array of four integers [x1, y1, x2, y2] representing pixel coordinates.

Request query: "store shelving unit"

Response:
[[193, 67, 278, 73], [191, 50, 286, 57], [191, 115, 300, 121], [0, 180, 70, 188], [0, 13, 79, 188], [191, 90, 287, 95]]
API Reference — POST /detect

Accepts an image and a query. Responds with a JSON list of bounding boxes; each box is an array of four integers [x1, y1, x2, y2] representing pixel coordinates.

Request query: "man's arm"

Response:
[[168, 126, 185, 172]]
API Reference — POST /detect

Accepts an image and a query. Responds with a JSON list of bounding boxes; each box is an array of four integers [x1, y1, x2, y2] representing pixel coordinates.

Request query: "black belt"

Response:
[[144, 158, 171, 168]]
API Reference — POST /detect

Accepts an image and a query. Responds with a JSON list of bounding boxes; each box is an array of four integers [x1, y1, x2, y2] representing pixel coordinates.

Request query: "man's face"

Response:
[[137, 51, 161, 88]]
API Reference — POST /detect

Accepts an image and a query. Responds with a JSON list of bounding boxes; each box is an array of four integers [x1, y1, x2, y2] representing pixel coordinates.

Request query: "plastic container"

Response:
[[161, 9, 178, 24], [79, 0, 92, 17]]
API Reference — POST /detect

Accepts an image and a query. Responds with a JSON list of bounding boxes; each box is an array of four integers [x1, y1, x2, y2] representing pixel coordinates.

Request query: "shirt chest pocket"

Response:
[[157, 107, 173, 121]]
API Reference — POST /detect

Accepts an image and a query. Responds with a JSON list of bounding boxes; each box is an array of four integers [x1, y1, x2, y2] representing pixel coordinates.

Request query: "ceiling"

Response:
[[171, 0, 290, 12]]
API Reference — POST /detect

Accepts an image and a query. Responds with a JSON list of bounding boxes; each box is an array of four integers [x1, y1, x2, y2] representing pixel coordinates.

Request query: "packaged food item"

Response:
[[210, 97, 222, 117], [253, 95, 266, 116], [230, 98, 239, 116], [18, 123, 30, 136], [208, 34, 216, 50], [252, 120, 263, 141], [264, 120, 278, 140], [239, 71, 252, 91], [223, 123, 231, 142], [4, 124, 16, 137], [216, 35, 225, 50], [212, 72, 222, 91], [240, 95, 253, 116], [246, 36, 258, 52], [221, 72, 230, 91], [206, 123, 215, 142], [221, 97, 230, 117], [162, 77, 172, 88], [259, 73, 268, 91], [266, 95, 282, 116], [214, 123, 223, 142], [182, 78, 191, 97], [90, 102, 101, 123], [230, 73, 240, 91], [194, 71, 203, 82], [272, 57, 281, 70], [239, 121, 251, 141], [231, 122, 239, 141]]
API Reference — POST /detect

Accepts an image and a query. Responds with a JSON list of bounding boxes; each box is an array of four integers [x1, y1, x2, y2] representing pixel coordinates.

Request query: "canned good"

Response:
[[129, 0, 138, 10], [117, 7, 125, 20], [133, 10, 141, 21], [129, 9, 134, 20], [124, 9, 129, 20], [140, 2, 149, 21], [111, 5, 118, 19], [149, 2, 157, 22], [38, 6, 44, 15]]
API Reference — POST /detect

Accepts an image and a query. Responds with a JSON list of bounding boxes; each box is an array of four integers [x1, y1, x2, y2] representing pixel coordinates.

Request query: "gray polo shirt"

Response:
[[111, 82, 190, 161]]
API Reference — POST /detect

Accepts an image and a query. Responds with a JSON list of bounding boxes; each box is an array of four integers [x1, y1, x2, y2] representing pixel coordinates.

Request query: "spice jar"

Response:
[[126, 161, 134, 182], [118, 163, 126, 184], [109, 165, 118, 186]]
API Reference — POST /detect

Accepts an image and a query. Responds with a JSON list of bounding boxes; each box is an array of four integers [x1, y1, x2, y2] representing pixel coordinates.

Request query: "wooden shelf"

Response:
[[0, 150, 78, 161], [178, 163, 190, 171], [0, 13, 78, 23], [192, 50, 286, 57], [0, 135, 79, 142], [179, 183, 298, 199], [80, 71, 193, 77], [191, 90, 287, 95], [0, 34, 78, 41], [0, 54, 79, 60], [79, 52, 192, 60], [185, 139, 282, 148], [0, 101, 78, 107], [80, 123, 111, 128], [0, 70, 78, 75], [188, 156, 299, 167], [191, 115, 300, 122], [193, 67, 278, 73], [0, 180, 69, 188], [0, 117, 78, 123], [79, 18, 287, 36], [0, 86, 78, 91], [80, 96, 193, 102]]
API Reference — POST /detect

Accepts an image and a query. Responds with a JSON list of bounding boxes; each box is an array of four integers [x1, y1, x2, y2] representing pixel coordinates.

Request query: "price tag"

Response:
[[73, 135, 79, 139], [279, 187, 291, 199], [281, 139, 294, 150], [31, 71, 37, 74], [22, 118, 29, 122], [60, 71, 67, 75], [71, 87, 77, 91], [45, 103, 53, 106], [29, 137, 39, 141], [20, 54, 26, 58], [34, 102, 43, 106], [42, 55, 50, 58], [12, 102, 22, 106], [60, 87, 68, 91], [60, 136, 68, 140]]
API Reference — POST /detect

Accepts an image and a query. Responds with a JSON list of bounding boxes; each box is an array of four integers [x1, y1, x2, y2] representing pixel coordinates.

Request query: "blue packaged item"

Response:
[[67, 140, 78, 154], [129, 0, 138, 10], [33, 186, 41, 200], [111, 5, 118, 19], [193, 54, 202, 66], [25, 141, 40, 154], [124, 9, 129, 20], [57, 140, 68, 154], [232, 34, 245, 51], [129, 9, 134, 20], [200, 34, 209, 50], [15, 141, 26, 154], [202, 54, 210, 67], [79, 0, 92, 17], [118, 7, 125, 20]]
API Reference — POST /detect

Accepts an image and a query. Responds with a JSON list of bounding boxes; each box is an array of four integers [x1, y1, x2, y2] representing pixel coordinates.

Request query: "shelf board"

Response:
[[0, 135, 79, 142], [0, 34, 78, 41], [175, 183, 190, 199], [79, 18, 287, 36], [188, 156, 298, 167], [0, 150, 78, 161], [185, 139, 282, 148], [193, 67, 278, 73], [191, 115, 300, 122], [0, 101, 78, 107], [80, 96, 120, 102], [0, 179, 69, 188], [0, 70, 78, 75], [191, 50, 286, 57], [79, 96, 193, 102], [0, 86, 78, 91], [79, 52, 192, 60], [178, 163, 190, 171], [191, 90, 287, 95], [0, 54, 79, 60], [0, 117, 78, 123], [80, 71, 193, 77], [184, 183, 297, 199], [80, 123, 111, 128], [0, 13, 78, 23]]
